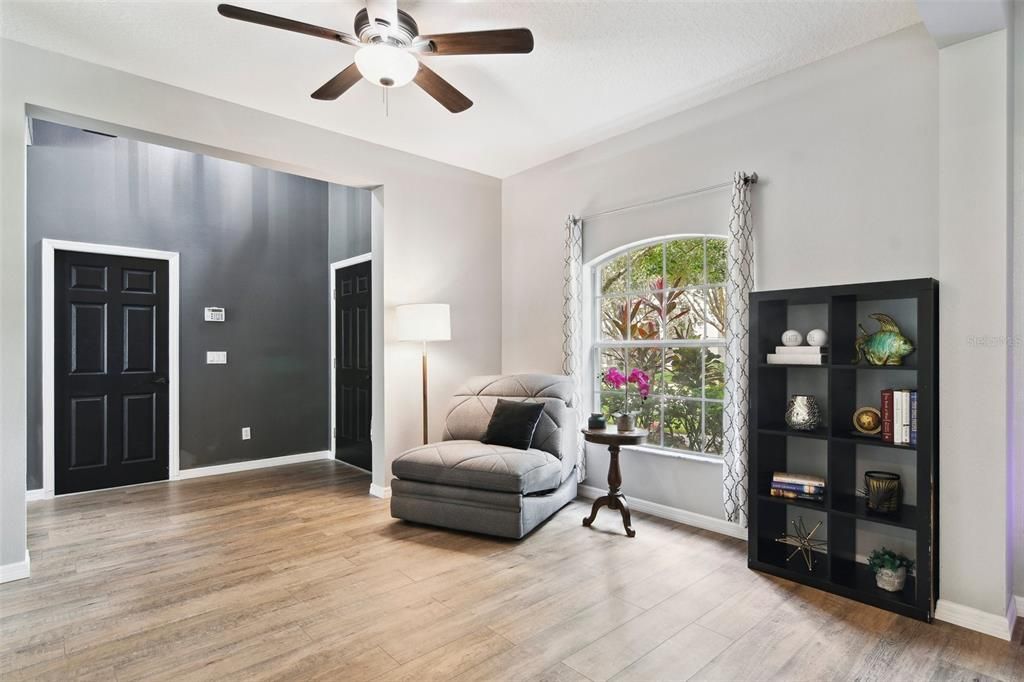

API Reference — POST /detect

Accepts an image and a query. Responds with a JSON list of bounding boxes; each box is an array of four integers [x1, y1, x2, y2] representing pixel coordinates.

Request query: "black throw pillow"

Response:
[[481, 399, 546, 450]]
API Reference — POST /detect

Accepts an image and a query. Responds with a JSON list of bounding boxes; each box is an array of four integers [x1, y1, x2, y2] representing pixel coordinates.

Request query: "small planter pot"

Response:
[[616, 413, 635, 432], [874, 566, 907, 592], [864, 471, 901, 514]]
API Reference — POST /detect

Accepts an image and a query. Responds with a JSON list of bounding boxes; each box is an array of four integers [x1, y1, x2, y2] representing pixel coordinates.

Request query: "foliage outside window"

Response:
[[593, 236, 727, 456]]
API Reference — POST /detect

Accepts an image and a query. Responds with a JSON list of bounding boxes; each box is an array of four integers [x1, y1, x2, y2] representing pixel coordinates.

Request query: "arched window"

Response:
[[592, 236, 727, 456]]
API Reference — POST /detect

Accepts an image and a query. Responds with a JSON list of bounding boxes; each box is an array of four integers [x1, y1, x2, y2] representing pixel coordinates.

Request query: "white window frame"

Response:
[[589, 235, 728, 460]]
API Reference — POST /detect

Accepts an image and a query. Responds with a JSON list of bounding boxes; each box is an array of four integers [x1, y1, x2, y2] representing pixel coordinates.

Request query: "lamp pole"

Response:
[[395, 303, 450, 447], [421, 340, 429, 444]]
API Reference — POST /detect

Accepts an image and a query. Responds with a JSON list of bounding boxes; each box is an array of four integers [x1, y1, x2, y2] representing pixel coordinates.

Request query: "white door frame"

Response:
[[41, 239, 181, 497], [329, 252, 373, 471]]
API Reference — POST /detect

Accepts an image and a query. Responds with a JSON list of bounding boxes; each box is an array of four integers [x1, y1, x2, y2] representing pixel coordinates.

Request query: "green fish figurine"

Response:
[[853, 314, 915, 366]]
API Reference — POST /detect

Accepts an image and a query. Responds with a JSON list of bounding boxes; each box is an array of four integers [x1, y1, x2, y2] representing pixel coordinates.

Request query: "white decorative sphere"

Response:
[[781, 329, 803, 347], [806, 328, 828, 347]]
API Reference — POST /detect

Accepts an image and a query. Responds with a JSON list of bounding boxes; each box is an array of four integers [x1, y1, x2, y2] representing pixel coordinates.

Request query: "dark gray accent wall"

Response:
[[27, 120, 333, 487], [328, 184, 372, 263]]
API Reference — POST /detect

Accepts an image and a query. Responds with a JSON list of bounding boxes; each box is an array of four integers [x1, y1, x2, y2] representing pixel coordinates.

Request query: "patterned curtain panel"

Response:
[[561, 215, 586, 482], [723, 173, 755, 526]]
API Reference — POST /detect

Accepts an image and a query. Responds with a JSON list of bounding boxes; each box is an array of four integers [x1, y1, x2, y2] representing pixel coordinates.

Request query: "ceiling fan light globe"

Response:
[[354, 44, 418, 88]]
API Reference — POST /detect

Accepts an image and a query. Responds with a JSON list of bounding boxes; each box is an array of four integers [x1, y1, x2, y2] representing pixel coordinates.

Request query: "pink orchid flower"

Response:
[[604, 367, 652, 401], [627, 368, 649, 384], [603, 367, 627, 390], [628, 368, 651, 399]]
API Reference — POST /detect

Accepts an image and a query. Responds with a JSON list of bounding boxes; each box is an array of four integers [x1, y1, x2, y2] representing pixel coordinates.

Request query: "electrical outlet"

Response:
[[241, 427, 251, 440]]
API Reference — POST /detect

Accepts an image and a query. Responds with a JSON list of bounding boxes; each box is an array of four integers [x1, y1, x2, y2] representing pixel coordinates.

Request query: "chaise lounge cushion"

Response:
[[392, 440, 562, 494], [442, 374, 579, 483]]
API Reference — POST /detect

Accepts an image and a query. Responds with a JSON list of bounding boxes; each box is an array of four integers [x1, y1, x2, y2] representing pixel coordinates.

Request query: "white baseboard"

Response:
[[176, 450, 333, 480], [577, 484, 746, 540], [25, 451, 337, 502], [0, 551, 31, 583], [935, 598, 1016, 641], [369, 483, 392, 499], [26, 488, 52, 502]]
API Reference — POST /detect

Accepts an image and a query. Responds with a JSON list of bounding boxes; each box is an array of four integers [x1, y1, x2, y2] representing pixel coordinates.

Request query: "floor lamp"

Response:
[[396, 303, 451, 444]]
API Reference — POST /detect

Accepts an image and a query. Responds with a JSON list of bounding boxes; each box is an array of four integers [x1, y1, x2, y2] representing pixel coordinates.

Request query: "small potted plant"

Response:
[[866, 547, 914, 592], [601, 366, 651, 432]]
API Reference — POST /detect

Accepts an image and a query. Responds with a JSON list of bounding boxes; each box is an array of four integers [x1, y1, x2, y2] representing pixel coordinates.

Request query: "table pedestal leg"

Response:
[[582, 443, 635, 537]]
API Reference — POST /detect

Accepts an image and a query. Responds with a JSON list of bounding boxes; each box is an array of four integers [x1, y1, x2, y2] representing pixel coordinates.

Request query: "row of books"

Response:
[[765, 345, 827, 366], [769, 471, 826, 502], [881, 389, 917, 446]]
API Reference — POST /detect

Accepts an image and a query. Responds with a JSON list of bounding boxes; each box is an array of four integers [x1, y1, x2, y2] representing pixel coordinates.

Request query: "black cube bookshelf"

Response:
[[747, 278, 938, 621]]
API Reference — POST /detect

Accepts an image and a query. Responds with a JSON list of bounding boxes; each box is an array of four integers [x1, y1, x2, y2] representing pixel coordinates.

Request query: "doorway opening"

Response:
[[27, 112, 385, 500]]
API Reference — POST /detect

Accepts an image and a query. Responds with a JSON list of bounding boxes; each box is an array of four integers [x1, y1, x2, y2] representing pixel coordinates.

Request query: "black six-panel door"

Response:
[[54, 250, 170, 494], [335, 260, 372, 471]]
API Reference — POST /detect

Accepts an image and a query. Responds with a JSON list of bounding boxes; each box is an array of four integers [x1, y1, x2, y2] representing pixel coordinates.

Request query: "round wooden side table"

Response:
[[581, 427, 648, 537]]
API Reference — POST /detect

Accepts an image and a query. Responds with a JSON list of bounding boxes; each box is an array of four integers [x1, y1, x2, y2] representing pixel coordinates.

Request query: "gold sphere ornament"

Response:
[[853, 406, 882, 435]]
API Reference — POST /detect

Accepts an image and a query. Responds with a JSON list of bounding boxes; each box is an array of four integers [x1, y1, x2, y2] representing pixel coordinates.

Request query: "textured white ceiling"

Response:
[[1, 1, 921, 177]]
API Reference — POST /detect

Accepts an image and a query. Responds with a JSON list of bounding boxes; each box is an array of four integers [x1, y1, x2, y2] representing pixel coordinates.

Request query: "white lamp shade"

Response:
[[396, 304, 451, 342], [354, 44, 419, 88]]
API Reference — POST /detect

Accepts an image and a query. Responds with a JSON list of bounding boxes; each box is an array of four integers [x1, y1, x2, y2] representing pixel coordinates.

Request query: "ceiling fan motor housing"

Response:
[[354, 8, 419, 46]]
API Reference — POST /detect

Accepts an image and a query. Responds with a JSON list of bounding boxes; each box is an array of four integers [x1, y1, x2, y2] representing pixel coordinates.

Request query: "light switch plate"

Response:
[[206, 351, 228, 364], [241, 427, 251, 440]]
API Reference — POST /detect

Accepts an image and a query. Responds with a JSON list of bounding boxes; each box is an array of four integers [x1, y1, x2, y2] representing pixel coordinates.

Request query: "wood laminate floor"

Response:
[[2, 461, 1022, 681]]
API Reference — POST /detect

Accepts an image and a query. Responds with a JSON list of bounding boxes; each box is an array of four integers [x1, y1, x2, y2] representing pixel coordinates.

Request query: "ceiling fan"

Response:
[[217, 0, 534, 113]]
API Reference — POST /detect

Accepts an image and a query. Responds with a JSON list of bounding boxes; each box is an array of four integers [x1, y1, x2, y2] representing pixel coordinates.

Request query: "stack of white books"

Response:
[[766, 346, 827, 365]]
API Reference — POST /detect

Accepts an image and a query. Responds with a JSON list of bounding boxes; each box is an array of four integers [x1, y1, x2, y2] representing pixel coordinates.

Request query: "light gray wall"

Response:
[[502, 25, 939, 521], [0, 38, 502, 569], [25, 120, 334, 488], [329, 184, 372, 263], [938, 29, 1012, 619]]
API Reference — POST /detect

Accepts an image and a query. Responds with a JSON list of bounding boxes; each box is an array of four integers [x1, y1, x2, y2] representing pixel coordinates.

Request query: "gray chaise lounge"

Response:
[[390, 374, 578, 539]]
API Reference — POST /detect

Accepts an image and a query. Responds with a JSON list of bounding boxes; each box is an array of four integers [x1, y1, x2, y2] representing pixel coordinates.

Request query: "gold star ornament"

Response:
[[776, 516, 828, 571]]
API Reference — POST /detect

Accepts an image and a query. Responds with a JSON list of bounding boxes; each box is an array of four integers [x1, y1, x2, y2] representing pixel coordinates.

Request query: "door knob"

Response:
[[152, 375, 168, 385]]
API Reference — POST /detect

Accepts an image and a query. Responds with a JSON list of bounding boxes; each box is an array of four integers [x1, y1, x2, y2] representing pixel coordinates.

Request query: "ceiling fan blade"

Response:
[[416, 28, 534, 56], [366, 0, 398, 40], [413, 63, 473, 113], [311, 64, 363, 100], [217, 4, 361, 48]]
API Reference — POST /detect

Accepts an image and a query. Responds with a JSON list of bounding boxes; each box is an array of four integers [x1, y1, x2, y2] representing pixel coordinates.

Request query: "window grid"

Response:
[[592, 236, 727, 457], [596, 283, 726, 298]]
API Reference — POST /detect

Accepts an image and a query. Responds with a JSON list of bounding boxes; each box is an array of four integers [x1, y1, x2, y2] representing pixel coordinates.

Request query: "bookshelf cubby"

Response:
[[748, 278, 938, 621]]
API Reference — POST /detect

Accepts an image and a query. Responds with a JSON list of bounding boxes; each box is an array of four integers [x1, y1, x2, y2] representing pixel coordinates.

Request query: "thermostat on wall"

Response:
[[204, 307, 225, 322]]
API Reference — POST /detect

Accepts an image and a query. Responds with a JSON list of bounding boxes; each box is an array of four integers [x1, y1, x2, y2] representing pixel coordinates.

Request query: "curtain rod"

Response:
[[580, 172, 758, 222]]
